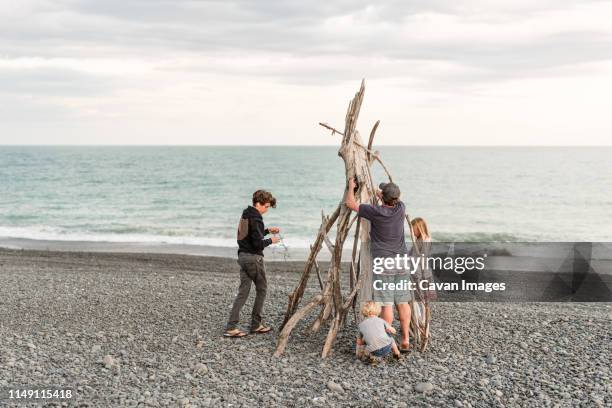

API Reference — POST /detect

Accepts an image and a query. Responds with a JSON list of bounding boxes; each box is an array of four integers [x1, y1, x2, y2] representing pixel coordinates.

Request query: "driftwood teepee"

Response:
[[275, 80, 430, 358]]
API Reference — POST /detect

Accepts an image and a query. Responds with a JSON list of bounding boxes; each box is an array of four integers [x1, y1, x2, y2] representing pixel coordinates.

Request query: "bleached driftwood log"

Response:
[[275, 80, 431, 358]]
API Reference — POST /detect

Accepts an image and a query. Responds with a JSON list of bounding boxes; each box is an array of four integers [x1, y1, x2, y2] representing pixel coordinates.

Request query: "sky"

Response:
[[1, 0, 612, 145]]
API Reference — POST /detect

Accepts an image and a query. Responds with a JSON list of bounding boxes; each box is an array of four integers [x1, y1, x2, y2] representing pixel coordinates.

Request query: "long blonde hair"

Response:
[[410, 217, 430, 241]]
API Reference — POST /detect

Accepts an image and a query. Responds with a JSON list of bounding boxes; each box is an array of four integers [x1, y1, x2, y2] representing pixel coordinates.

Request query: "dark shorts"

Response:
[[371, 343, 393, 357]]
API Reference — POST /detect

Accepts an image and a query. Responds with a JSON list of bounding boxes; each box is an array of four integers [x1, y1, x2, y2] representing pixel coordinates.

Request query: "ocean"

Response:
[[1, 146, 611, 257]]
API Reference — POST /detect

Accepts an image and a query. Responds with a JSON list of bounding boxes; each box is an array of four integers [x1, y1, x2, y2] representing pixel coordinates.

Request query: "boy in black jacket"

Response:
[[224, 190, 280, 337]]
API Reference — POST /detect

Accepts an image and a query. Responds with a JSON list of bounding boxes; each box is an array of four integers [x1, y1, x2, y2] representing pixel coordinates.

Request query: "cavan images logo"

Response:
[[372, 253, 507, 293]]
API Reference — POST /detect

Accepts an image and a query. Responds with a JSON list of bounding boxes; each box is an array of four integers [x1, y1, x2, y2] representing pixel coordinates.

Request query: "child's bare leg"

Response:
[[391, 341, 400, 357], [356, 337, 366, 358]]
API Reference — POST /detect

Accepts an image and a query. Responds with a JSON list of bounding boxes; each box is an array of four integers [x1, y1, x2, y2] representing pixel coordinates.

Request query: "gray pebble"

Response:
[[102, 355, 117, 369], [414, 382, 434, 393], [193, 363, 208, 376], [327, 381, 344, 393]]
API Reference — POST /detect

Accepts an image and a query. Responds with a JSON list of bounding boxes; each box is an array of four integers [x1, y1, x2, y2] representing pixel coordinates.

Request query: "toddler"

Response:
[[356, 301, 401, 362]]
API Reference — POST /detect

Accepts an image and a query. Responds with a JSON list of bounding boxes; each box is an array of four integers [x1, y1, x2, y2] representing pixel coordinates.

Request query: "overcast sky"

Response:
[[1, 0, 611, 145]]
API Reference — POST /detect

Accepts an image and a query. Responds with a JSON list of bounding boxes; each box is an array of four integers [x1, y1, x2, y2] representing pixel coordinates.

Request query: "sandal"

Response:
[[250, 325, 272, 334], [223, 329, 247, 338], [399, 344, 411, 353]]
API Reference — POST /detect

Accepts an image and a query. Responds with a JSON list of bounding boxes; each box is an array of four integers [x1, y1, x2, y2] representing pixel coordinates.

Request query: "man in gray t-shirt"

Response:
[[346, 178, 413, 353], [358, 200, 409, 263]]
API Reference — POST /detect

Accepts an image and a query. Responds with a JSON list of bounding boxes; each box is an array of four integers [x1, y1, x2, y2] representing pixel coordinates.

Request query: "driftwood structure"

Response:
[[275, 80, 431, 358]]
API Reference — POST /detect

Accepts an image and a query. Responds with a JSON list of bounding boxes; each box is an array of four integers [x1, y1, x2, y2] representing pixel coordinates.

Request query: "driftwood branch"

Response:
[[280, 206, 340, 330], [367, 120, 379, 162], [373, 154, 393, 183], [319, 122, 344, 136], [274, 294, 323, 357], [322, 233, 335, 255], [322, 121, 392, 183], [313, 256, 323, 290]]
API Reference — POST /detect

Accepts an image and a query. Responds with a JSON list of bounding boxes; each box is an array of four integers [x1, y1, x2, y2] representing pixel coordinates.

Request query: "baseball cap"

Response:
[[378, 182, 401, 201]]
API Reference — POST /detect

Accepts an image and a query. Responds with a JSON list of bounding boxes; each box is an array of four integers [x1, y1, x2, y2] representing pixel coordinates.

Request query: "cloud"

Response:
[[0, 0, 611, 144], [2, 1, 611, 80]]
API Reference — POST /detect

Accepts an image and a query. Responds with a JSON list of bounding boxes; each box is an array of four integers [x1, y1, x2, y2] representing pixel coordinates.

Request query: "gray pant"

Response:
[[226, 253, 268, 331]]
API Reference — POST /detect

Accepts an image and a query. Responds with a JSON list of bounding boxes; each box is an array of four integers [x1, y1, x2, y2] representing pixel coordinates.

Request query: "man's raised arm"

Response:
[[346, 178, 360, 212]]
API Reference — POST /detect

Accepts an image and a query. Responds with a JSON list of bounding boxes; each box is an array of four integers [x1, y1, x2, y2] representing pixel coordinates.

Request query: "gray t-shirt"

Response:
[[358, 201, 409, 273], [358, 316, 393, 353]]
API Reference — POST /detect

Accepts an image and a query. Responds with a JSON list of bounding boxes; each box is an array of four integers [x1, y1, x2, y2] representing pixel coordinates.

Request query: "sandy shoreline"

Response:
[[0, 248, 610, 407]]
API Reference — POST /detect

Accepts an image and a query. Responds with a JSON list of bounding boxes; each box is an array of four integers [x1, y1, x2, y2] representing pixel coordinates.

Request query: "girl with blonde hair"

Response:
[[410, 217, 430, 241], [410, 217, 437, 302]]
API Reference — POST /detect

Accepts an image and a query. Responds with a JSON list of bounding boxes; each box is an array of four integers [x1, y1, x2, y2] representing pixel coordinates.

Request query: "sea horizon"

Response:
[[2, 145, 611, 257]]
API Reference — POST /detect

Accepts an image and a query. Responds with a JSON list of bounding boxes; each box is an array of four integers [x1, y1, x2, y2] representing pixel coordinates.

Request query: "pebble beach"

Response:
[[0, 248, 610, 407]]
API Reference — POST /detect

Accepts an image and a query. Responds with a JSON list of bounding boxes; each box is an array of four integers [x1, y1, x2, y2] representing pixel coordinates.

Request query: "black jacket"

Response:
[[237, 206, 272, 256]]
